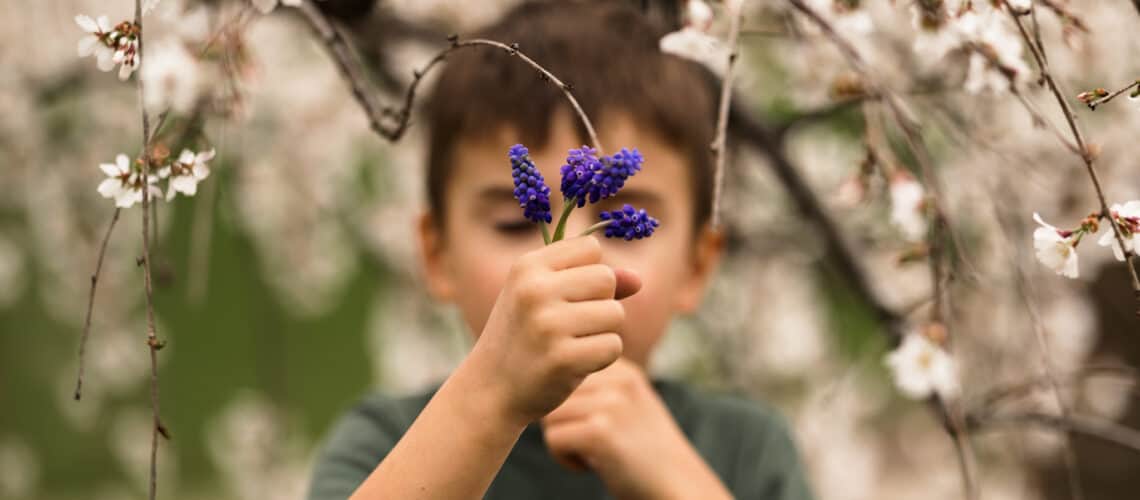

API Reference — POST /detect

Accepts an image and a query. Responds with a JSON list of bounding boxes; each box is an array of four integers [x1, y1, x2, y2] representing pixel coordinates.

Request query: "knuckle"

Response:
[[578, 236, 602, 262], [515, 275, 549, 306]]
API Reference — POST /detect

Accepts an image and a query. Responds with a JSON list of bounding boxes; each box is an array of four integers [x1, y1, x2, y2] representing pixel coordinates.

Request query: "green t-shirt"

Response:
[[307, 378, 815, 499]]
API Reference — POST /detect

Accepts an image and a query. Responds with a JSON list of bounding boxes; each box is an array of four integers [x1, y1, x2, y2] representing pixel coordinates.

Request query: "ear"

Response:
[[417, 211, 457, 302], [674, 222, 725, 313]]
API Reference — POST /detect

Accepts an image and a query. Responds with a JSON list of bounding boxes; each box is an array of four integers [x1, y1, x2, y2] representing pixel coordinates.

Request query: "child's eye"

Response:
[[493, 219, 537, 235]]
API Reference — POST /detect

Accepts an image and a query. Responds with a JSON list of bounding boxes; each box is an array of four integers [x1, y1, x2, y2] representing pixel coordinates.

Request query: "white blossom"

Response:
[[97, 154, 161, 208], [660, 27, 729, 75], [1097, 201, 1140, 261], [1005, 0, 1031, 12], [885, 332, 960, 400], [162, 148, 215, 201], [76, 14, 117, 72], [141, 39, 202, 113], [686, 0, 713, 31], [1033, 212, 1080, 278], [251, 0, 303, 14], [889, 174, 927, 241], [112, 35, 141, 81], [806, 0, 873, 36]]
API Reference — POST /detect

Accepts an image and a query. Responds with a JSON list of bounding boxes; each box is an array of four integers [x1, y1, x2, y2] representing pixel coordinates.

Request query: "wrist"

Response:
[[450, 345, 533, 433]]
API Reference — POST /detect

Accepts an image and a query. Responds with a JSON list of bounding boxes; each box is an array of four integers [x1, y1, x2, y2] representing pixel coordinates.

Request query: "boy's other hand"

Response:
[[468, 236, 640, 427], [540, 358, 734, 500]]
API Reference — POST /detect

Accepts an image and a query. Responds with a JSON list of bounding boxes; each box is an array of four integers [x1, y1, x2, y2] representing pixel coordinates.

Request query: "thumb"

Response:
[[613, 268, 642, 300]]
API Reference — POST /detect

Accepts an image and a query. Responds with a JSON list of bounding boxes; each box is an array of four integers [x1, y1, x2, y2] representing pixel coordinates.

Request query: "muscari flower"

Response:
[[509, 144, 553, 223], [559, 146, 644, 207], [599, 204, 659, 241], [1097, 201, 1140, 262], [97, 154, 162, 208]]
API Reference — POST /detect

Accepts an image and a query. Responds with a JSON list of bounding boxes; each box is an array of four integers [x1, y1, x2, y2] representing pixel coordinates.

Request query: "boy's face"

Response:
[[418, 111, 723, 369]]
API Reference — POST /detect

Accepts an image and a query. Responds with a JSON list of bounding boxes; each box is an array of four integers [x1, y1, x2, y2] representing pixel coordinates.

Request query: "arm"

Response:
[[348, 236, 640, 499]]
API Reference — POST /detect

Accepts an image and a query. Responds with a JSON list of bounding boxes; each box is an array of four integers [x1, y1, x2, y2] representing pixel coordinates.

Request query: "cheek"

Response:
[[450, 239, 519, 339]]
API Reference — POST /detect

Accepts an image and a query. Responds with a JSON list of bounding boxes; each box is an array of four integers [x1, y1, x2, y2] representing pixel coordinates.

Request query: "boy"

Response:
[[307, 2, 814, 499]]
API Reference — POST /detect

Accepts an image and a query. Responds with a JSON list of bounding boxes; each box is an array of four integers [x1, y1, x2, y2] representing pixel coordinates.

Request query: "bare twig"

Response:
[[73, 207, 121, 400], [296, 1, 603, 153], [970, 410, 1140, 454], [1006, 5, 1140, 313], [710, 2, 745, 228]]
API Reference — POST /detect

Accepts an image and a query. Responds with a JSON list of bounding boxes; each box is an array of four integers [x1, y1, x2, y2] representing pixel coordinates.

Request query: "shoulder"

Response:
[[306, 385, 440, 500], [654, 378, 814, 500]]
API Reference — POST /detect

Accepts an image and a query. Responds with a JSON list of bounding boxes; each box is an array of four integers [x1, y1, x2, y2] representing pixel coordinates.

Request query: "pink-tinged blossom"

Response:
[[885, 332, 960, 401], [1033, 212, 1080, 278], [76, 15, 117, 72], [889, 173, 927, 241], [1097, 201, 1140, 262], [97, 154, 161, 208], [161, 149, 216, 201]]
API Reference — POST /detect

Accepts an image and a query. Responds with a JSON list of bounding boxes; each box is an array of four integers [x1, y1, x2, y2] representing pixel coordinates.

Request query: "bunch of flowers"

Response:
[[76, 15, 141, 81], [508, 144, 658, 244], [97, 147, 215, 208], [1032, 201, 1140, 279]]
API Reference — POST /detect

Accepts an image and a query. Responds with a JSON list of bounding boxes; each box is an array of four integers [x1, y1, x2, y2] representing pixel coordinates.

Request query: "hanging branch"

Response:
[[296, 0, 603, 153], [130, 2, 169, 499], [1005, 3, 1140, 314], [710, 1, 745, 228]]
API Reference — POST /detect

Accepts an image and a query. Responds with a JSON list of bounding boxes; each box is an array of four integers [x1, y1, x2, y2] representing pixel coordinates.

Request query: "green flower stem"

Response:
[[551, 197, 577, 242], [579, 220, 613, 238], [540, 222, 551, 245]]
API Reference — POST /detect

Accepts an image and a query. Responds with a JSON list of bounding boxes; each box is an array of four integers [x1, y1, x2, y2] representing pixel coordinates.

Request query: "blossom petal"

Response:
[[177, 149, 195, 164], [170, 175, 199, 196], [115, 154, 132, 173], [99, 162, 121, 177], [78, 35, 100, 57], [75, 14, 99, 33], [192, 163, 210, 180], [97, 178, 122, 199], [1098, 229, 1128, 262], [97, 16, 112, 33], [94, 46, 115, 71]]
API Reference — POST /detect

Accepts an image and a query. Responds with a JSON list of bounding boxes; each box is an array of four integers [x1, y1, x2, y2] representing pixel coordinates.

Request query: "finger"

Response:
[[557, 264, 616, 302], [538, 235, 602, 271], [543, 393, 605, 426], [613, 268, 642, 300], [554, 300, 625, 337], [557, 332, 622, 376], [543, 419, 599, 473]]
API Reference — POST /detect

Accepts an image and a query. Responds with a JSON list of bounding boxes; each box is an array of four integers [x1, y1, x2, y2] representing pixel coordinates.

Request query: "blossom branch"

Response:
[[131, 2, 168, 499], [710, 1, 745, 228], [1083, 80, 1140, 110], [297, 1, 603, 153], [1006, 4, 1140, 312]]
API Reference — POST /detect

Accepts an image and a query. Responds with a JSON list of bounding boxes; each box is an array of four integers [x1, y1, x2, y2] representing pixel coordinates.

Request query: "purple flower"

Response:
[[509, 144, 553, 223], [559, 146, 603, 207], [590, 148, 643, 204], [600, 204, 659, 240], [559, 146, 644, 207]]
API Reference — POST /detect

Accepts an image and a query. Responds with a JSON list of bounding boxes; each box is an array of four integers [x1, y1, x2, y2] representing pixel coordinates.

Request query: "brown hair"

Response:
[[425, 1, 717, 230]]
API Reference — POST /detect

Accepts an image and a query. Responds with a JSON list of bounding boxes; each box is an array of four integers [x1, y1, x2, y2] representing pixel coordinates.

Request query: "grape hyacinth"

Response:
[[509, 144, 553, 224], [559, 146, 603, 207], [509, 143, 657, 244], [559, 146, 644, 207], [599, 204, 660, 240]]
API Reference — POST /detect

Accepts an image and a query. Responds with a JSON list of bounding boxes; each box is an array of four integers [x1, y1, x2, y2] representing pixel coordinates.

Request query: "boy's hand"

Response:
[[541, 358, 734, 500], [469, 236, 640, 427]]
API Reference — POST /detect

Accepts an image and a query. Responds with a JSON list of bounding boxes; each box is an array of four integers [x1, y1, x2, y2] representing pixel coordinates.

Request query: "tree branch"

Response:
[[710, 2, 745, 228]]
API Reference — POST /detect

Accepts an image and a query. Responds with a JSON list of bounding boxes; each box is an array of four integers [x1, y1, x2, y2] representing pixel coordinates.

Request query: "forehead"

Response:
[[444, 111, 696, 211]]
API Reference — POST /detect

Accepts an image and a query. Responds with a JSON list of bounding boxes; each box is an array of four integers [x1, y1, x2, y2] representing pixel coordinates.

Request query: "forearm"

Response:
[[350, 353, 527, 500]]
